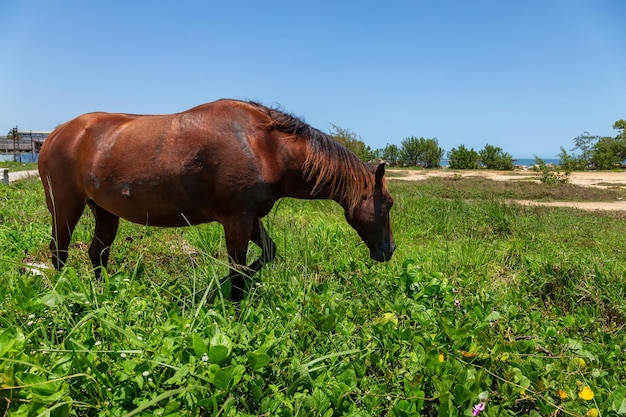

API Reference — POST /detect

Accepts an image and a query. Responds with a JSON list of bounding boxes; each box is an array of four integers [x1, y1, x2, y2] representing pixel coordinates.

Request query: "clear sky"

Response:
[[1, 1, 624, 158]]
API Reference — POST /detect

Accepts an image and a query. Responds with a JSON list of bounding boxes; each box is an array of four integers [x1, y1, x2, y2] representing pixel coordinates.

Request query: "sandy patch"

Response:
[[391, 169, 626, 188], [390, 169, 626, 211], [510, 200, 626, 211]]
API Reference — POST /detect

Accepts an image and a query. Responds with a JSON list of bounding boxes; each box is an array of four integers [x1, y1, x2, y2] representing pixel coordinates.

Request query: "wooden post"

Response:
[[2, 169, 8, 185]]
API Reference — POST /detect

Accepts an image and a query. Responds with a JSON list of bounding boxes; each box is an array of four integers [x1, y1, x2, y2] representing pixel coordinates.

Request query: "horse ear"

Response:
[[375, 163, 385, 185]]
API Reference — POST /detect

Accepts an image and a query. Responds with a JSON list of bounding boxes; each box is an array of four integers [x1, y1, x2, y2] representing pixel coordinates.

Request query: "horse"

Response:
[[38, 99, 395, 300]]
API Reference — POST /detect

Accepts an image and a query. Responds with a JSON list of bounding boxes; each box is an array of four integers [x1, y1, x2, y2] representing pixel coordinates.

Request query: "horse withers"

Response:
[[38, 99, 395, 300]]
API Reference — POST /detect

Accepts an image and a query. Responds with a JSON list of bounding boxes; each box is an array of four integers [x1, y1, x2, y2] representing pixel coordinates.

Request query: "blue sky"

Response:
[[1, 1, 624, 158]]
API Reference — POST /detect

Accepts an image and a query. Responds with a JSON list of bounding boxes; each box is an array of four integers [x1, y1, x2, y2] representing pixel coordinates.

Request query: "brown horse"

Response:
[[38, 99, 395, 300]]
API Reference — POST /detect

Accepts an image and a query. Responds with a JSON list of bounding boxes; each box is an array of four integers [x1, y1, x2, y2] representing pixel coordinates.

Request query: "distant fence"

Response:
[[0, 131, 50, 162]]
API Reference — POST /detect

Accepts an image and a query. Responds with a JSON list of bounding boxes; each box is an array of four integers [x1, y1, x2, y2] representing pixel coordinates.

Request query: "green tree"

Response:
[[572, 132, 600, 168], [590, 137, 626, 169], [329, 123, 373, 162], [569, 124, 626, 170], [382, 143, 399, 166], [448, 145, 479, 169], [478, 144, 514, 170], [399, 136, 420, 166], [419, 137, 445, 168], [613, 119, 626, 140], [400, 136, 444, 168]]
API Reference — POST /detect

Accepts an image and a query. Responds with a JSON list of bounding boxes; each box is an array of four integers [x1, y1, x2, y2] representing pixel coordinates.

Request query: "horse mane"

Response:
[[248, 101, 374, 214]]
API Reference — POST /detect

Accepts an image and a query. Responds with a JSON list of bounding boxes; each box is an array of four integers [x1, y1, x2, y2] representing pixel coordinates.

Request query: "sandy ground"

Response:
[[390, 169, 626, 211]]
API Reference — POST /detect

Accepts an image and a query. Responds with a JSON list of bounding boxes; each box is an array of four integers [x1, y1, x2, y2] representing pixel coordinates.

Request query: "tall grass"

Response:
[[1, 176, 625, 416]]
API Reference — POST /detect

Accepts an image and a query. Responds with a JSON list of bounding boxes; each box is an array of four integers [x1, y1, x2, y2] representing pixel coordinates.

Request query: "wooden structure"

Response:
[[0, 130, 50, 153]]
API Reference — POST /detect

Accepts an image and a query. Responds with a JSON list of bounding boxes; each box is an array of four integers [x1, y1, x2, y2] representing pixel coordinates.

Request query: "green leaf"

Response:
[[40, 292, 62, 307], [191, 333, 207, 357], [432, 375, 454, 396], [311, 388, 331, 413], [612, 386, 626, 415], [0, 327, 17, 356], [209, 333, 232, 365], [212, 365, 245, 390], [164, 365, 190, 385], [337, 368, 358, 390], [247, 352, 271, 371], [453, 384, 473, 405], [321, 313, 336, 332], [162, 400, 180, 416], [51, 403, 70, 417], [394, 399, 416, 416], [484, 311, 502, 322]]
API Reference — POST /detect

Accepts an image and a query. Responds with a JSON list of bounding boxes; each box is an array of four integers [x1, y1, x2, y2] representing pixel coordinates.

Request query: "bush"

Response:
[[448, 145, 480, 169], [479, 144, 514, 170], [534, 156, 570, 184], [400, 136, 444, 168]]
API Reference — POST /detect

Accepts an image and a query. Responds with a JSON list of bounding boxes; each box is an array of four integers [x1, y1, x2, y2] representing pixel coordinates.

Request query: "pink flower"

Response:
[[472, 402, 485, 416]]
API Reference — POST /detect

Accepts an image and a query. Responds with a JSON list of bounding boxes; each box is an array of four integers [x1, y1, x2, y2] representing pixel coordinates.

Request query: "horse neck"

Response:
[[283, 145, 369, 214]]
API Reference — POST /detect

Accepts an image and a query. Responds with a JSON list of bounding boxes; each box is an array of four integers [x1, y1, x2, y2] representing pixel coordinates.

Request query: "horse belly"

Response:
[[87, 176, 217, 227], [88, 174, 273, 228]]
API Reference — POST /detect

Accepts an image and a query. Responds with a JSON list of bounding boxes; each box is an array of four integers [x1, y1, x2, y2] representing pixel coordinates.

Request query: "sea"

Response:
[[440, 158, 560, 168]]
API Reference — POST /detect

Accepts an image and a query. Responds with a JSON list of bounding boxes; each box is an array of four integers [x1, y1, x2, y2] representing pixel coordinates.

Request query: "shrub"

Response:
[[533, 156, 570, 184], [448, 145, 480, 169], [479, 144, 514, 170]]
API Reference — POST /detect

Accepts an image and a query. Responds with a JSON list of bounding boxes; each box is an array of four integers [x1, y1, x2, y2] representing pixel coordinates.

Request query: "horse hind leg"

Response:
[[248, 219, 277, 273], [43, 182, 86, 271], [87, 202, 120, 279]]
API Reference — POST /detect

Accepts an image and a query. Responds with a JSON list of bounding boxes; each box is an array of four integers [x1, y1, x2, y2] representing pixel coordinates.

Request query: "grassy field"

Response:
[[0, 161, 38, 173], [1, 174, 625, 416]]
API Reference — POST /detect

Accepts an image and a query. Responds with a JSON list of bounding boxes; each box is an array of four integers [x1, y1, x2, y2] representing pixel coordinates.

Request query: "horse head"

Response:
[[346, 163, 395, 262]]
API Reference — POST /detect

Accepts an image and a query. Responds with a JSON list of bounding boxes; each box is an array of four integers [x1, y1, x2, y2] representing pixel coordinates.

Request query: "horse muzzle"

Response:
[[370, 241, 395, 262]]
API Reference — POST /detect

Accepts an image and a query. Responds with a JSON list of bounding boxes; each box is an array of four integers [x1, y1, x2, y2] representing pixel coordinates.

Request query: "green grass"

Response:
[[0, 161, 38, 172], [1, 177, 625, 416]]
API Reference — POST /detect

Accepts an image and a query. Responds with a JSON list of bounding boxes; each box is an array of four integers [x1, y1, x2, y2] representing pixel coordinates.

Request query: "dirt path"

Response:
[[7, 169, 39, 183], [390, 169, 626, 211]]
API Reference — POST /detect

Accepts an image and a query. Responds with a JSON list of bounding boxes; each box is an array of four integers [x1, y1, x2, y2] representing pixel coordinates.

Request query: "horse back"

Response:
[[38, 101, 288, 226]]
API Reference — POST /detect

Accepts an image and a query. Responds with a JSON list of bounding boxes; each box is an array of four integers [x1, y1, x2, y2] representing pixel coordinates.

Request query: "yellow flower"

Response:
[[557, 390, 568, 400], [438, 353, 445, 362], [574, 357, 587, 369], [586, 408, 599, 417], [578, 386, 594, 401], [379, 312, 398, 326]]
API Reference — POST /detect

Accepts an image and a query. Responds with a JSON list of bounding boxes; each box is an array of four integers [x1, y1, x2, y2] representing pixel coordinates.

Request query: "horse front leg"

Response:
[[221, 217, 276, 301]]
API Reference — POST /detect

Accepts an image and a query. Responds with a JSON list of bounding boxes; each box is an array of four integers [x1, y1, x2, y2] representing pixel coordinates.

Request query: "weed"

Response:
[[533, 156, 571, 185], [0, 177, 624, 415]]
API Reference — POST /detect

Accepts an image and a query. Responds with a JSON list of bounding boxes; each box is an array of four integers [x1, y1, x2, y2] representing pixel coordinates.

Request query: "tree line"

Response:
[[330, 119, 626, 170]]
